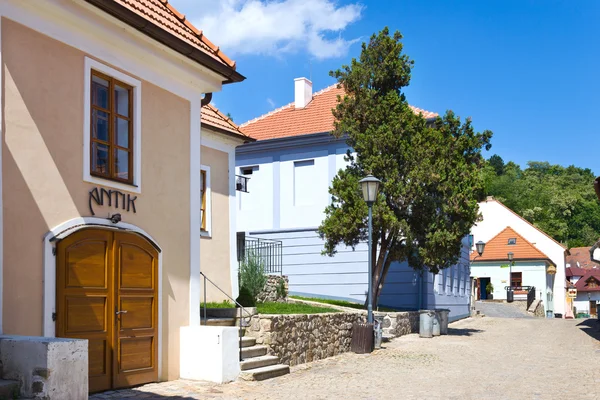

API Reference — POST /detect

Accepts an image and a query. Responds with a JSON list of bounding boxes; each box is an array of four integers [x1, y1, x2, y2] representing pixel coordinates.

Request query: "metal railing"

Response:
[[237, 234, 283, 275], [527, 286, 536, 310], [200, 272, 253, 361], [503, 285, 536, 308], [236, 175, 250, 193]]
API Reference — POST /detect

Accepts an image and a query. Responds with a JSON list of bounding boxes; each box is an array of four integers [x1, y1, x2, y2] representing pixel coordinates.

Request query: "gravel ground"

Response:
[[475, 300, 533, 318], [92, 317, 600, 400]]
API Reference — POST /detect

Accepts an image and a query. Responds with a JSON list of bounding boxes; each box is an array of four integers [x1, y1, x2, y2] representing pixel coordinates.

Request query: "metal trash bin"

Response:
[[432, 313, 441, 336], [351, 322, 374, 353], [419, 310, 435, 338], [546, 310, 554, 319], [507, 289, 514, 303], [436, 309, 450, 335], [374, 316, 384, 349]]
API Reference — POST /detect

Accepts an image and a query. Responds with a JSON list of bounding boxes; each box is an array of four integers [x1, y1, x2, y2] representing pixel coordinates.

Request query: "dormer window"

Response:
[[587, 277, 599, 288], [508, 238, 517, 245]]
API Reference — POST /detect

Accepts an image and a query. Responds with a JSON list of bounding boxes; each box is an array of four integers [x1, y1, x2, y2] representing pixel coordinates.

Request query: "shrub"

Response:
[[236, 286, 256, 307], [276, 277, 287, 300], [239, 251, 267, 302], [486, 282, 494, 294]]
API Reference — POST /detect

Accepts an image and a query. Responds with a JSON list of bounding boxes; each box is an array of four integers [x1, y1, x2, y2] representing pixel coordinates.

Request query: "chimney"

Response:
[[294, 77, 312, 109]]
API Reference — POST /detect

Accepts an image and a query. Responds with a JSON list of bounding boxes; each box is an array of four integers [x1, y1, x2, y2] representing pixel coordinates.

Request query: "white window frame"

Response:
[[83, 57, 142, 193], [200, 165, 212, 237]]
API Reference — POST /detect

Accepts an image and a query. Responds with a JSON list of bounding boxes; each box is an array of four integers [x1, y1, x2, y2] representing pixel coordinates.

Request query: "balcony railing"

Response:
[[237, 232, 282, 275]]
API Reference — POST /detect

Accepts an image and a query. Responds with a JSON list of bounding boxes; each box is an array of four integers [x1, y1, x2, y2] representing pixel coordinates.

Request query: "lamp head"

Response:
[[359, 174, 381, 205], [475, 241, 485, 257]]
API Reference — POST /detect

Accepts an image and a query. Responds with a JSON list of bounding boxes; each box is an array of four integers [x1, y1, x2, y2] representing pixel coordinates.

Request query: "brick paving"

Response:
[[91, 317, 600, 400]]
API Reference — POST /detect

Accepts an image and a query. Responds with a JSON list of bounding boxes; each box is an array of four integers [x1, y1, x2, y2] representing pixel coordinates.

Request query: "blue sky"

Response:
[[171, 0, 599, 174]]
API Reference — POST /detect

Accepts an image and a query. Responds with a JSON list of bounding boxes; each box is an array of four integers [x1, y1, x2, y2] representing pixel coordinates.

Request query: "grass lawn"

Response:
[[257, 302, 338, 314], [200, 300, 235, 308], [290, 295, 397, 312]]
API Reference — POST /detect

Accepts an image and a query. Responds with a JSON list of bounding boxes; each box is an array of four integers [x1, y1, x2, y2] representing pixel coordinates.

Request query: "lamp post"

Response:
[[359, 174, 381, 324], [507, 252, 514, 302], [475, 241, 486, 257]]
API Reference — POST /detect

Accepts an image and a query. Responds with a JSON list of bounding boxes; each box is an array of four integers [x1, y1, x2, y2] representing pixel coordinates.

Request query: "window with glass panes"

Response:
[[200, 170, 207, 231], [90, 71, 133, 184]]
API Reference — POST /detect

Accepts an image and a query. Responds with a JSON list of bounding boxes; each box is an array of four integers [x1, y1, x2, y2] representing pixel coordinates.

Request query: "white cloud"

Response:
[[267, 98, 276, 108], [169, 0, 363, 59]]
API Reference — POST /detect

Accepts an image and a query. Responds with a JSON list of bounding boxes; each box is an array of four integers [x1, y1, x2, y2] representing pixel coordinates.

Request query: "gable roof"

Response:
[[482, 197, 568, 251], [240, 84, 438, 141], [566, 266, 588, 277], [84, 0, 244, 83], [201, 105, 253, 141], [470, 226, 553, 265], [574, 269, 600, 292], [567, 246, 600, 269]]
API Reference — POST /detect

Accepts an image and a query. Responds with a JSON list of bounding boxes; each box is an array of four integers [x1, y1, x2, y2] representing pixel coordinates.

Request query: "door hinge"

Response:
[[52, 312, 57, 322], [52, 247, 57, 256]]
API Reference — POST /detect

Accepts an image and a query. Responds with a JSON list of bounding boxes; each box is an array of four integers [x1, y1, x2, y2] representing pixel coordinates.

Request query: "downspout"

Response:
[[201, 93, 213, 107]]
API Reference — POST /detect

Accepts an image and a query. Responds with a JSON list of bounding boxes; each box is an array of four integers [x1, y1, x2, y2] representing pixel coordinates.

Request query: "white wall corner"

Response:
[[180, 326, 240, 383], [189, 97, 202, 327], [229, 150, 240, 299]]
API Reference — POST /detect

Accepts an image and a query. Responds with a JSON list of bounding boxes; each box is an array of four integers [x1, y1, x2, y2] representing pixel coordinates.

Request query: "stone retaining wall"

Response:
[[257, 275, 289, 303], [247, 310, 419, 366]]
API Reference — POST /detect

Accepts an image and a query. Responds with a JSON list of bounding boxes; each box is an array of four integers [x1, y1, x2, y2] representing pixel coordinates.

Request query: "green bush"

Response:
[[486, 282, 494, 294], [276, 277, 287, 300], [236, 286, 256, 307], [239, 251, 267, 302]]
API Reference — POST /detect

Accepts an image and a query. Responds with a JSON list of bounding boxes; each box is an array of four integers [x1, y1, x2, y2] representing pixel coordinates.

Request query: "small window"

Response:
[[200, 166, 212, 235], [511, 272, 522, 288], [588, 278, 598, 288], [90, 70, 134, 184], [508, 238, 517, 245]]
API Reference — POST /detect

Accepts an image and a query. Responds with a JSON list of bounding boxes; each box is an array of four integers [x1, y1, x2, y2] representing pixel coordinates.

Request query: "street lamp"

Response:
[[359, 174, 381, 324], [475, 241, 486, 257], [507, 252, 514, 303]]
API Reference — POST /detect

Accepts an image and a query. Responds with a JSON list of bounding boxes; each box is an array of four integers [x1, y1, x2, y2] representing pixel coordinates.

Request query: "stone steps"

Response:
[[239, 364, 290, 381], [240, 344, 267, 359], [204, 317, 236, 327], [238, 333, 290, 381], [0, 379, 19, 399], [240, 355, 279, 371]]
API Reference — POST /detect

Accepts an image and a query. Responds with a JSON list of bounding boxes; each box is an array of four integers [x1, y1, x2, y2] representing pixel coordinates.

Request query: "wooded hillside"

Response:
[[483, 155, 600, 248]]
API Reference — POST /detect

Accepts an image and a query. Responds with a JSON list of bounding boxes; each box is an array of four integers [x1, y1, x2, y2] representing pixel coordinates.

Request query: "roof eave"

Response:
[[202, 124, 255, 143], [84, 0, 245, 84]]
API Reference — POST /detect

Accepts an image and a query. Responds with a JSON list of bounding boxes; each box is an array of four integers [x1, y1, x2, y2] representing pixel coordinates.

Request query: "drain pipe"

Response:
[[201, 93, 213, 107]]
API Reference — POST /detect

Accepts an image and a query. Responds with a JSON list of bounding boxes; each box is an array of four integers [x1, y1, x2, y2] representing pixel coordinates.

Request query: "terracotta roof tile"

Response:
[[240, 84, 438, 141], [574, 269, 600, 292], [470, 226, 553, 264], [566, 246, 600, 269], [201, 104, 251, 140], [107, 0, 236, 69], [566, 266, 588, 277]]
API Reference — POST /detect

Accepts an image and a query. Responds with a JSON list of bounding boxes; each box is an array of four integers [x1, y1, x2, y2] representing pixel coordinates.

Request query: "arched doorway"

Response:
[[55, 228, 159, 393]]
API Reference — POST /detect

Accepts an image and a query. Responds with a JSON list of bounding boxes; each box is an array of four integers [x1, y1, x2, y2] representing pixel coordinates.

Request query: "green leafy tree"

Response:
[[488, 154, 505, 175], [318, 27, 493, 308], [483, 160, 600, 247]]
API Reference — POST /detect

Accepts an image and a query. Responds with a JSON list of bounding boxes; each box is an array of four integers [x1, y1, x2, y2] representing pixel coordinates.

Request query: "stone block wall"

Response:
[[257, 275, 289, 303], [247, 310, 419, 367], [247, 312, 364, 366]]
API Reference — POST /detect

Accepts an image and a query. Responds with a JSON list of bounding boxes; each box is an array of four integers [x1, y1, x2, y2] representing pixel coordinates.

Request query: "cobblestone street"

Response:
[[92, 317, 600, 400]]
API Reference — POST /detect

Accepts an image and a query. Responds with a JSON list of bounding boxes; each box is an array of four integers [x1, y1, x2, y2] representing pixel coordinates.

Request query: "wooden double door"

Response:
[[56, 229, 159, 393]]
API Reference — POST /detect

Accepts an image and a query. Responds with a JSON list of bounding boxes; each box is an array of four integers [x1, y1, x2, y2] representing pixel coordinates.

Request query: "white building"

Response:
[[236, 78, 472, 321], [470, 197, 568, 317]]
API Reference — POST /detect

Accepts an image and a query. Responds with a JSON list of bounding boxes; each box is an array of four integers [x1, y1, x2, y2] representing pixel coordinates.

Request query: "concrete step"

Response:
[[204, 317, 236, 327], [241, 336, 256, 348], [241, 345, 267, 359], [240, 355, 279, 371], [0, 379, 19, 399], [239, 364, 290, 381]]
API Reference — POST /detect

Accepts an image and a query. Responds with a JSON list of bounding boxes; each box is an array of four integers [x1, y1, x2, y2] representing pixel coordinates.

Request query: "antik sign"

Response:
[[88, 187, 137, 216]]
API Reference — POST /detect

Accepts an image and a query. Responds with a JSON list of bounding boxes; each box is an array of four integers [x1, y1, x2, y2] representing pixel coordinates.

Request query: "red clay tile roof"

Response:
[[240, 84, 438, 141], [574, 269, 600, 292], [113, 0, 236, 69], [470, 226, 553, 264], [566, 247, 600, 269], [201, 104, 252, 141], [566, 266, 588, 277]]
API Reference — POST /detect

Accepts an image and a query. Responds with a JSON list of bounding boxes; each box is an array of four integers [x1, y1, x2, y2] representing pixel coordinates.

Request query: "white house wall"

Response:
[[471, 199, 567, 316], [573, 292, 600, 314]]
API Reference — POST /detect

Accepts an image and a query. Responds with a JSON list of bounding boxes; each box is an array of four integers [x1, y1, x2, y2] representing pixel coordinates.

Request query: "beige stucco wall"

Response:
[[200, 143, 233, 302], [2, 19, 193, 380]]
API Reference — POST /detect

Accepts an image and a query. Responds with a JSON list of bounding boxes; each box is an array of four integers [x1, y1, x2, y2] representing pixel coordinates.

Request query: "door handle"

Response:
[[116, 310, 128, 315]]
